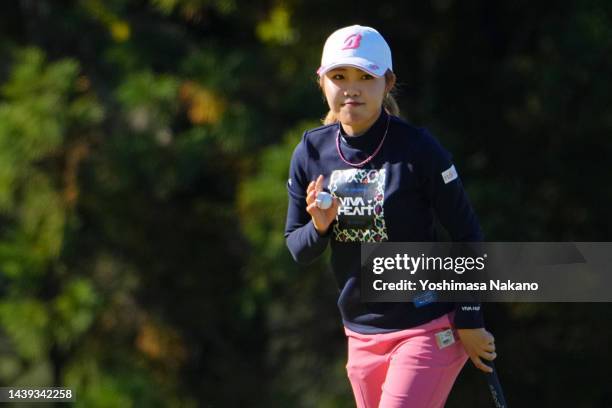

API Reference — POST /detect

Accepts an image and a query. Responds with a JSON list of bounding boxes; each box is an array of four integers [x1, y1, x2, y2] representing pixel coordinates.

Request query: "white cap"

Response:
[[317, 25, 393, 78]]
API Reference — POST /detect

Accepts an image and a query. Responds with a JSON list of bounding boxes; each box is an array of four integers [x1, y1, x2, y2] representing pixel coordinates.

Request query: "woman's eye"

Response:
[[332, 74, 344, 80], [362, 74, 374, 80]]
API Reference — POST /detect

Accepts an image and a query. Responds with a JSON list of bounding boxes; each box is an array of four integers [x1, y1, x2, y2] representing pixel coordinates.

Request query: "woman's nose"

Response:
[[343, 88, 360, 97]]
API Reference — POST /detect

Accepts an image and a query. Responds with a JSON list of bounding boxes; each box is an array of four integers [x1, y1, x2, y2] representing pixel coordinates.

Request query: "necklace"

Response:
[[336, 115, 390, 168]]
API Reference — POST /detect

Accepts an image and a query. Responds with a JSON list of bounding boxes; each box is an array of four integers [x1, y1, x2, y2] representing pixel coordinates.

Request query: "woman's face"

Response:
[[321, 66, 389, 136]]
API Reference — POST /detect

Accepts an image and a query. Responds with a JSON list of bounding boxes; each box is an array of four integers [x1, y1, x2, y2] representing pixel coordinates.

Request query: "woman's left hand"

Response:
[[456, 328, 496, 373]]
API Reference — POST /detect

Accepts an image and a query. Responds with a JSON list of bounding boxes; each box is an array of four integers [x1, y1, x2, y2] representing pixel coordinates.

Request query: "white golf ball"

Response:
[[315, 192, 333, 210]]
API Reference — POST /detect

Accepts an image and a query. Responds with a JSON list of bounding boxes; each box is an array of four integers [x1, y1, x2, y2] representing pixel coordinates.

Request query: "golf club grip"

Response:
[[484, 360, 508, 408]]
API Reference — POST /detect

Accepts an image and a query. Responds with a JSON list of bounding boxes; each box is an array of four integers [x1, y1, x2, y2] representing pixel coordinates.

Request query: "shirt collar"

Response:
[[339, 109, 388, 150]]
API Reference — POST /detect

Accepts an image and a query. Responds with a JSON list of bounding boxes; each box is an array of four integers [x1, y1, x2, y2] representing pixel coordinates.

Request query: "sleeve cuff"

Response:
[[306, 220, 331, 244]]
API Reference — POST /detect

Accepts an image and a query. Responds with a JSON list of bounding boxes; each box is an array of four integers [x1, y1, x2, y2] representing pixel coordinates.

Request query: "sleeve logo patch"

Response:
[[441, 165, 458, 184]]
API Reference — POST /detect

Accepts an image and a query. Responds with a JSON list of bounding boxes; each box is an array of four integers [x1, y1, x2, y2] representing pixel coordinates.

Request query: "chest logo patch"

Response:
[[329, 168, 388, 242]]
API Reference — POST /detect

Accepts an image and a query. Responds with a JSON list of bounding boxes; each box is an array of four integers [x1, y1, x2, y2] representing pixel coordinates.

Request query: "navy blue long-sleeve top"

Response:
[[284, 109, 484, 334]]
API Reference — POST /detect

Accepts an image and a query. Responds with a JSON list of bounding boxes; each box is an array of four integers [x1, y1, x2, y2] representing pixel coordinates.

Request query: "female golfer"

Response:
[[284, 25, 496, 408]]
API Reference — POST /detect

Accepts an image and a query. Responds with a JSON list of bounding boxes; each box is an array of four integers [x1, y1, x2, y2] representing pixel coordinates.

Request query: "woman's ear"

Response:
[[385, 71, 396, 94]]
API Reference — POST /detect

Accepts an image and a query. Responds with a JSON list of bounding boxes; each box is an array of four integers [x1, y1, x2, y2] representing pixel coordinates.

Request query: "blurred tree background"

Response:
[[0, 0, 611, 406]]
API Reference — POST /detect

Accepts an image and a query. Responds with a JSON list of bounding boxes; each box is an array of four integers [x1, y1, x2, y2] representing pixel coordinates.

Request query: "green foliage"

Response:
[[257, 5, 298, 45], [116, 71, 180, 130], [53, 278, 100, 348], [0, 0, 611, 406], [0, 47, 103, 288], [151, 0, 237, 16], [239, 121, 314, 259], [0, 299, 49, 360]]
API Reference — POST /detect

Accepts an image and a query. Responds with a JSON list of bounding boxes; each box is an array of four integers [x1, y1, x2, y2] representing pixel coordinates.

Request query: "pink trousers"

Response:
[[344, 313, 468, 408]]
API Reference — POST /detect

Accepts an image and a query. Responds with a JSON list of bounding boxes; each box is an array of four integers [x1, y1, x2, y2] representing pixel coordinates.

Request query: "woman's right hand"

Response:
[[306, 174, 340, 235], [457, 328, 497, 373]]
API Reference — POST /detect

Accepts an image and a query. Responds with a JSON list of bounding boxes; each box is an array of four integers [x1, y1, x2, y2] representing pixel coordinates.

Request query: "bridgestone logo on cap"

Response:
[[342, 34, 362, 50]]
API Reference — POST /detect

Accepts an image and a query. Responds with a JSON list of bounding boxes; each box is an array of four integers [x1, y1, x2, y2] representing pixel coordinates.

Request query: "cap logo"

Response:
[[341, 34, 362, 50]]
